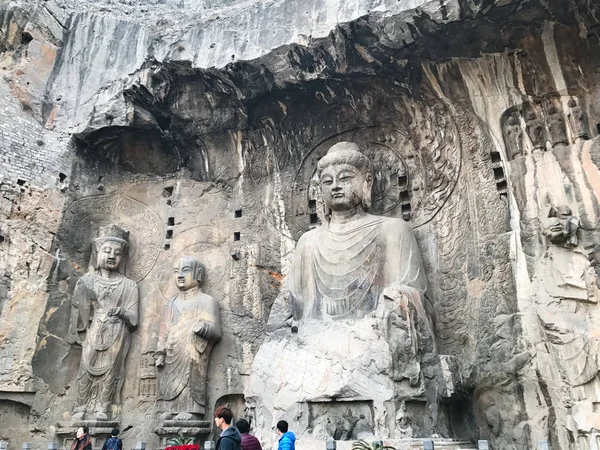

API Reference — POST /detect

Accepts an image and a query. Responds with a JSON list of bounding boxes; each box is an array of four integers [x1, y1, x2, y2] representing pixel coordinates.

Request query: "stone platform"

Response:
[[56, 420, 119, 436], [296, 439, 477, 450], [154, 420, 212, 447]]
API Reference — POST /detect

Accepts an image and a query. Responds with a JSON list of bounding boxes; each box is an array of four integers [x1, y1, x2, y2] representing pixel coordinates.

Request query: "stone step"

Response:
[[296, 439, 477, 450]]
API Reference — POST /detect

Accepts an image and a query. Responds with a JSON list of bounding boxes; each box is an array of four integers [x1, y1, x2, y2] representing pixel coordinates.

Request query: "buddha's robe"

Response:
[[288, 214, 428, 321], [73, 272, 139, 410], [156, 292, 221, 415]]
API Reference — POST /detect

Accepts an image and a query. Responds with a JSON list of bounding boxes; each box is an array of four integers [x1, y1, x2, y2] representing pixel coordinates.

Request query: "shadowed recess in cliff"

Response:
[[75, 126, 182, 176]]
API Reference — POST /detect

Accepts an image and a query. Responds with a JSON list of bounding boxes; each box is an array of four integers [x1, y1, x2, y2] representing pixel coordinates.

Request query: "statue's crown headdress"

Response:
[[95, 224, 130, 246]]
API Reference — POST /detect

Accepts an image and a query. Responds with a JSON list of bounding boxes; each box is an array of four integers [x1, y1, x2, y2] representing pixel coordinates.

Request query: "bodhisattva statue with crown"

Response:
[[247, 142, 439, 442], [69, 224, 139, 421]]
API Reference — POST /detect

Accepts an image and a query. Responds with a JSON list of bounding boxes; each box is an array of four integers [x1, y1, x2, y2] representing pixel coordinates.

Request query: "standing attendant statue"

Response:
[[504, 114, 524, 159], [546, 105, 569, 148], [525, 110, 547, 151], [567, 97, 589, 143], [155, 256, 222, 421], [70, 224, 139, 421]]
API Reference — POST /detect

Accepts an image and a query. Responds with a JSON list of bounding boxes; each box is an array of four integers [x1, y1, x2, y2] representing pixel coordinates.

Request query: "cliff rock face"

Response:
[[1, 0, 600, 449]]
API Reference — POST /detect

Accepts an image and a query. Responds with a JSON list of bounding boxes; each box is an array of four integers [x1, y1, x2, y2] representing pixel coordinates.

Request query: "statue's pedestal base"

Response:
[[296, 439, 476, 450], [154, 420, 211, 447], [56, 420, 118, 450]]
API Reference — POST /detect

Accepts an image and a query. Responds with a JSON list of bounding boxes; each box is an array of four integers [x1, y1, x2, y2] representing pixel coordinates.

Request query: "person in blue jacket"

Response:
[[276, 420, 296, 450]]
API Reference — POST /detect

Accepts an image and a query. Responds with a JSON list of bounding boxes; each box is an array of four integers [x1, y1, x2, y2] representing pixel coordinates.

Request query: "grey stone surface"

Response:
[[1, 0, 600, 449]]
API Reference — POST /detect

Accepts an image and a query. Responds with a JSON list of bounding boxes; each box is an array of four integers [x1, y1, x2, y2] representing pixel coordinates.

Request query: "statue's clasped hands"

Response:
[[193, 322, 209, 337], [155, 353, 165, 368], [107, 307, 126, 321]]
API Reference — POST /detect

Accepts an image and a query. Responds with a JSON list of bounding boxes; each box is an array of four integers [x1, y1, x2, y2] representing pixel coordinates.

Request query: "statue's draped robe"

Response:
[[288, 214, 428, 320], [73, 272, 139, 410], [156, 293, 221, 415]]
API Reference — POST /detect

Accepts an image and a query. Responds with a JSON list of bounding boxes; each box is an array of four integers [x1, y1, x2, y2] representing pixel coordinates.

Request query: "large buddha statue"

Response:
[[69, 224, 139, 421], [247, 142, 438, 442], [288, 141, 429, 322]]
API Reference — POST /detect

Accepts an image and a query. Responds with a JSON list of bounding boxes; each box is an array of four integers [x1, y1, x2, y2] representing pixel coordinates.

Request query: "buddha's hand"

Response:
[[155, 354, 165, 368], [194, 322, 209, 337], [107, 307, 125, 320], [381, 285, 419, 304]]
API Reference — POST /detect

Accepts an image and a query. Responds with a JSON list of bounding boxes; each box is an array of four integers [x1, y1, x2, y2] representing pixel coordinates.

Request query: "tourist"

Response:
[[71, 427, 92, 450], [102, 428, 123, 450], [215, 406, 242, 450], [276, 420, 296, 450], [236, 419, 262, 450]]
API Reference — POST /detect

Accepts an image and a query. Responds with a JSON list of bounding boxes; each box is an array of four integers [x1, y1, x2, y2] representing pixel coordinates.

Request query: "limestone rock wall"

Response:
[[1, 0, 600, 449]]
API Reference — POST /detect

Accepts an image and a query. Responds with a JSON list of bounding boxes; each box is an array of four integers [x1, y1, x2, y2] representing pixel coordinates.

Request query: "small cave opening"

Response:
[[20, 32, 33, 46], [156, 115, 172, 131]]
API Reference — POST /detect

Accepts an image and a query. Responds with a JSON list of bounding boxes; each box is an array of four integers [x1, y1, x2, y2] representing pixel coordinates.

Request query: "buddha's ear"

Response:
[[362, 175, 373, 211]]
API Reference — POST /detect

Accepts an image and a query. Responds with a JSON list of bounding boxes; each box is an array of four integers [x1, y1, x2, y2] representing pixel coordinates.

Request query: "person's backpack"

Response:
[[104, 438, 121, 450]]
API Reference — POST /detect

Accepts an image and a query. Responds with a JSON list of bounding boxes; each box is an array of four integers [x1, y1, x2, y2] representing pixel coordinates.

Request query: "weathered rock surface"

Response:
[[1, 0, 600, 449]]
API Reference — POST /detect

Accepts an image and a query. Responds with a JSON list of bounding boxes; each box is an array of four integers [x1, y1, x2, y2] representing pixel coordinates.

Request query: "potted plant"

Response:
[[165, 435, 199, 450], [351, 440, 396, 450]]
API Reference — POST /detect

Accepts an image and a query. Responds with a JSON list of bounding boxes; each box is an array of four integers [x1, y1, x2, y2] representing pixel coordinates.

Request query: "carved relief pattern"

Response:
[[58, 192, 163, 282], [139, 351, 157, 400], [432, 107, 512, 365]]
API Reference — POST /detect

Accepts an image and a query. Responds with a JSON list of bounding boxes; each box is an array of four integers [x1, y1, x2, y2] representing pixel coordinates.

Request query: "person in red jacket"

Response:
[[235, 419, 262, 450]]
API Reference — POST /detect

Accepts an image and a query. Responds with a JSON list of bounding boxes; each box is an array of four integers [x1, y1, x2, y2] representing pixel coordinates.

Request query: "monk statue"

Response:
[[155, 256, 222, 421], [288, 141, 430, 324], [70, 224, 139, 421]]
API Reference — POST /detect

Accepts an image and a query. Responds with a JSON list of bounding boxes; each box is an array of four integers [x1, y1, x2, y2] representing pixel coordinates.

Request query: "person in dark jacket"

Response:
[[236, 419, 262, 450], [71, 426, 92, 450], [276, 421, 296, 450], [102, 428, 123, 450], [215, 406, 242, 450]]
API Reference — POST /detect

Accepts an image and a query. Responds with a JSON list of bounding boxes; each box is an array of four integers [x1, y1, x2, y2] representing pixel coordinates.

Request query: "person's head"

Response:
[[317, 142, 373, 214], [214, 406, 234, 429], [94, 224, 130, 272], [236, 419, 250, 434], [174, 256, 205, 292], [76, 426, 89, 439], [276, 420, 289, 436], [111, 428, 119, 437]]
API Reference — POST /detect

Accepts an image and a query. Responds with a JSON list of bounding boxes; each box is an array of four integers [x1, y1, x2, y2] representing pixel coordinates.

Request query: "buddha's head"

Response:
[[317, 142, 373, 214], [174, 256, 204, 292], [94, 224, 129, 272]]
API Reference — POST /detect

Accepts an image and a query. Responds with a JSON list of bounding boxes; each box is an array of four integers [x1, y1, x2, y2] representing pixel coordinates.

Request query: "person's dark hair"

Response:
[[111, 428, 119, 437], [276, 420, 289, 433], [214, 406, 234, 425], [236, 419, 250, 433]]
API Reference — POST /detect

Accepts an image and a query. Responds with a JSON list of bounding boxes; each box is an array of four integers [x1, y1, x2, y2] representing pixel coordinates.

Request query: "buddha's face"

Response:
[[174, 259, 200, 291], [320, 163, 371, 212], [97, 240, 125, 271]]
